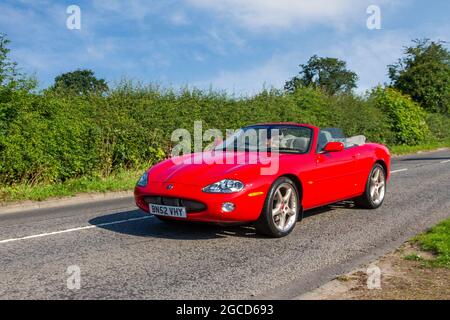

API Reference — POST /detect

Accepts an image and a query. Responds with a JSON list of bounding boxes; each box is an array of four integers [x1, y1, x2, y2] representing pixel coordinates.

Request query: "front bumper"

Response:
[[134, 181, 267, 223]]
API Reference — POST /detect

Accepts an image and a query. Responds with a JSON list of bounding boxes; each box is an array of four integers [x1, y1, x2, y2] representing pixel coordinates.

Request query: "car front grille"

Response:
[[143, 196, 207, 213]]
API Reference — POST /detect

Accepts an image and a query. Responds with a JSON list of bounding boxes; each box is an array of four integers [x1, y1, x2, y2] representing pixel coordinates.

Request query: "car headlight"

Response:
[[137, 172, 148, 187], [202, 179, 244, 193]]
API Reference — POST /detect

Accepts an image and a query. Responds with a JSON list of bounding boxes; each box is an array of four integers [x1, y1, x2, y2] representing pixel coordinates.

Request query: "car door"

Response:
[[306, 131, 359, 207], [314, 148, 359, 202]]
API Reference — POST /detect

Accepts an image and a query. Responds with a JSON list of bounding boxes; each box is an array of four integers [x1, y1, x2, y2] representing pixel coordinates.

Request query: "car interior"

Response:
[[280, 136, 310, 153], [317, 129, 366, 152]]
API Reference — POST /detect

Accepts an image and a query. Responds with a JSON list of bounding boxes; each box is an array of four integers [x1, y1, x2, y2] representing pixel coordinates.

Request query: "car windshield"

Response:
[[214, 125, 313, 154]]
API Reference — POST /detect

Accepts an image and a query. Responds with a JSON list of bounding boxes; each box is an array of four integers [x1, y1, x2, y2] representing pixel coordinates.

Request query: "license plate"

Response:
[[149, 204, 187, 218]]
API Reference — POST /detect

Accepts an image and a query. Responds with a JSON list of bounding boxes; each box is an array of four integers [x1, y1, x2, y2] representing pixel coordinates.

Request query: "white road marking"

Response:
[[0, 215, 153, 245], [390, 168, 408, 174], [441, 160, 450, 164]]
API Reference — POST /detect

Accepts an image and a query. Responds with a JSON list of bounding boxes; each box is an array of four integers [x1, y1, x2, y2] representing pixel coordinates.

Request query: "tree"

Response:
[[285, 55, 358, 95], [52, 69, 109, 95], [0, 34, 37, 106], [0, 33, 35, 91], [389, 39, 450, 115], [0, 34, 18, 87]]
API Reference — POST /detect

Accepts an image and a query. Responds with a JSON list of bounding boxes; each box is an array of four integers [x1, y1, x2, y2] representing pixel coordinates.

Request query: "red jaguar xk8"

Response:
[[135, 123, 390, 237]]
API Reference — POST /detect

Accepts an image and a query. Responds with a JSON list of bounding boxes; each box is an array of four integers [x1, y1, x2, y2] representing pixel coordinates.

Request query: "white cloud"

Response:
[[2, 0, 442, 94], [326, 33, 409, 93], [324, 21, 449, 93], [331, 32, 410, 93], [169, 11, 190, 26], [191, 51, 306, 95], [191, 31, 416, 95], [91, 0, 159, 21], [185, 0, 391, 31]]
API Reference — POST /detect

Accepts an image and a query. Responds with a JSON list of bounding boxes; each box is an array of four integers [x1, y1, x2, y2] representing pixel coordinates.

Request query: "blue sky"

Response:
[[1, 0, 449, 95]]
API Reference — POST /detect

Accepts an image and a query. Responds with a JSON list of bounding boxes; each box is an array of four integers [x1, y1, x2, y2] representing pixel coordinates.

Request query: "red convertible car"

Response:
[[135, 123, 390, 237]]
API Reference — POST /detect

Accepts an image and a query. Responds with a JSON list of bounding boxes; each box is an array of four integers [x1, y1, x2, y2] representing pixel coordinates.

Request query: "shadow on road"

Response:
[[89, 209, 262, 240], [89, 201, 357, 240], [401, 157, 450, 161], [303, 201, 356, 219]]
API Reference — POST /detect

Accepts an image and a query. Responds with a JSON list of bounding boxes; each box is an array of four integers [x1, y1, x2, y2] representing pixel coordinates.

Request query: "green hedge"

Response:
[[0, 84, 447, 185], [371, 87, 431, 145], [426, 113, 450, 142]]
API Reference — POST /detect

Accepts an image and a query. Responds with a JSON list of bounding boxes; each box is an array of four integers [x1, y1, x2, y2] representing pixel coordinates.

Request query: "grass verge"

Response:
[[389, 139, 450, 155], [409, 218, 450, 268], [0, 169, 143, 203]]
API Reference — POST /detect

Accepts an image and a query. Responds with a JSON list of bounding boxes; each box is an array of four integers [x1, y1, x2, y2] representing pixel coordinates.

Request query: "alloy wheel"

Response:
[[271, 183, 298, 232], [370, 167, 386, 205]]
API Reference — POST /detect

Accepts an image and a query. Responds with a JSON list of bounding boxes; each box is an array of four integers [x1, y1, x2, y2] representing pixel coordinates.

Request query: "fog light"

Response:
[[222, 202, 235, 213]]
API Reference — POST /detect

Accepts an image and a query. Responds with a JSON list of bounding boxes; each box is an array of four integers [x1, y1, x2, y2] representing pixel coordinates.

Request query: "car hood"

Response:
[[147, 151, 289, 186]]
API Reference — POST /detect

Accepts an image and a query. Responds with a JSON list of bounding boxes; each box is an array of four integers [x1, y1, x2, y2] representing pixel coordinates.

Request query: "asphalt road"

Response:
[[0, 149, 449, 299]]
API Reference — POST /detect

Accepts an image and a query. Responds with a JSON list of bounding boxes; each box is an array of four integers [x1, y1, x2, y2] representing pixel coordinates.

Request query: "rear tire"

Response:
[[255, 177, 300, 238], [354, 163, 386, 209]]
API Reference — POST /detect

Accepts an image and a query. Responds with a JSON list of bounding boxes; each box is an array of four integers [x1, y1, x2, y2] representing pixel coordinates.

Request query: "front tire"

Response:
[[255, 177, 300, 238], [355, 163, 386, 209]]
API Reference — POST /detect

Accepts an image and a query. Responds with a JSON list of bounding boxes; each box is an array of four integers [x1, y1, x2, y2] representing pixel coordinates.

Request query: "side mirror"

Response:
[[323, 141, 344, 152]]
